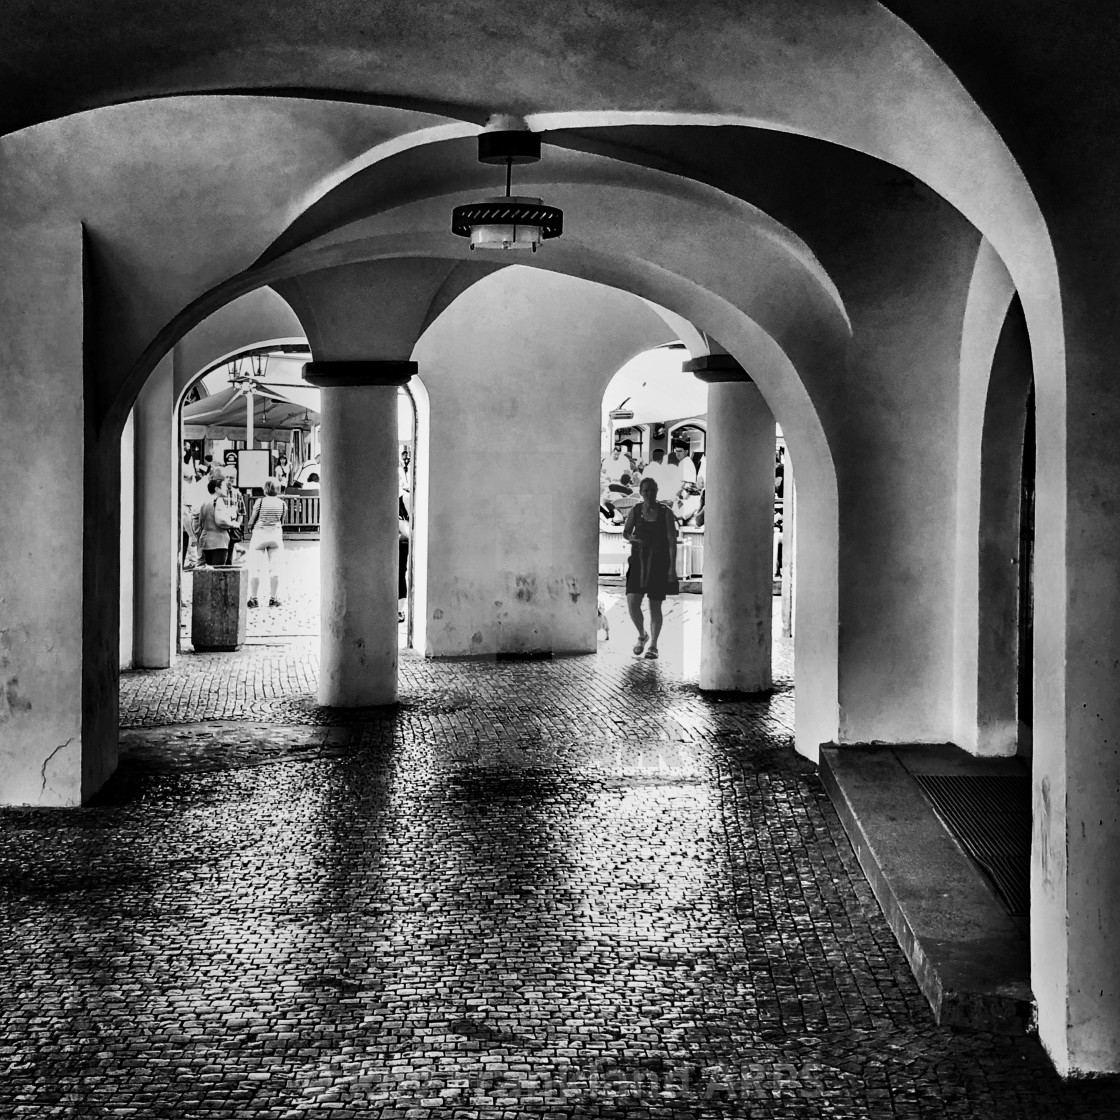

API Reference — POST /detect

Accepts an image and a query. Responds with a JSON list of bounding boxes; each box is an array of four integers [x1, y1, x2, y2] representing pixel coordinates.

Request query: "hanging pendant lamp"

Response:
[[451, 130, 563, 252]]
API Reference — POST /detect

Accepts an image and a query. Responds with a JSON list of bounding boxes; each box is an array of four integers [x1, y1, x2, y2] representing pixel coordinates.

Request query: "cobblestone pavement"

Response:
[[3, 593, 1118, 1117]]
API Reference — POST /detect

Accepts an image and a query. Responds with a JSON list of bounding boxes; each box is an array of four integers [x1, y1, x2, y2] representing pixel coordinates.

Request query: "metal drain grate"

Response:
[[914, 774, 1031, 916]]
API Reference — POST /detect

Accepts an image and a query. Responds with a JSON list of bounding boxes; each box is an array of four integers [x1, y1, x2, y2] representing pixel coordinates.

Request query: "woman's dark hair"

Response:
[[208, 478, 221, 494], [620, 472, 632, 486]]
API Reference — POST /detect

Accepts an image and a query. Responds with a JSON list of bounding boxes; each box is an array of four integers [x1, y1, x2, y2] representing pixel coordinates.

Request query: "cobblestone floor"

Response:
[[3, 583, 1117, 1117]]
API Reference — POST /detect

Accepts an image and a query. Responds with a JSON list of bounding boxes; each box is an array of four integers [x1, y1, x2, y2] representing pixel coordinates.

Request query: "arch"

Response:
[[952, 239, 1019, 754], [101, 152, 846, 755], [0, 25, 1049, 784], [367, 237, 840, 756]]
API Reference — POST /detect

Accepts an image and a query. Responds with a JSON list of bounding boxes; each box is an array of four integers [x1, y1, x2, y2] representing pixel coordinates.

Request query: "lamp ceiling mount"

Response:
[[451, 129, 563, 252]]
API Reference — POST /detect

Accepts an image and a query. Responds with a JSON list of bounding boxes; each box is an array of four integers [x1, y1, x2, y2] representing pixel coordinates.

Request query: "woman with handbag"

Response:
[[194, 478, 235, 566], [622, 476, 678, 660]]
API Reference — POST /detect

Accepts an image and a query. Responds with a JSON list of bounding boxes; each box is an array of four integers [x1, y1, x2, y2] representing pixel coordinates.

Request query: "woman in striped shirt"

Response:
[[246, 476, 287, 608]]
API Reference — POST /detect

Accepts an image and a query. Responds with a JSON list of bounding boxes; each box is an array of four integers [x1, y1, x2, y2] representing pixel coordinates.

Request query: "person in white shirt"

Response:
[[604, 446, 630, 481], [642, 448, 679, 502], [180, 471, 214, 569], [603, 446, 630, 482], [674, 445, 698, 488]]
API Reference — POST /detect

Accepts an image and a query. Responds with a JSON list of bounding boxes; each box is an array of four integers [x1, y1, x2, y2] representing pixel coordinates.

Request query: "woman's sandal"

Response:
[[644, 648, 659, 660], [632, 633, 648, 656]]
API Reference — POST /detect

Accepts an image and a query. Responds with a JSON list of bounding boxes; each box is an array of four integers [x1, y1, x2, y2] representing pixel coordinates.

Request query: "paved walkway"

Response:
[[2, 580, 1117, 1117]]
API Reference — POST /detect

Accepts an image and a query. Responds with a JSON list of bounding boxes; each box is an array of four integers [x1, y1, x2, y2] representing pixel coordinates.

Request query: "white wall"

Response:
[[119, 411, 135, 670], [0, 222, 86, 805], [411, 267, 673, 656]]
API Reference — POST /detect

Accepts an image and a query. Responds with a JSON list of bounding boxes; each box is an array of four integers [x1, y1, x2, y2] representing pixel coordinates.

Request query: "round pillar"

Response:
[[698, 374, 775, 692], [309, 362, 412, 706]]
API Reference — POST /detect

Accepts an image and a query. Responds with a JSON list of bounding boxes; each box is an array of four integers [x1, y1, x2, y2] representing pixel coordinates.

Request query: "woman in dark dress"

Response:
[[623, 476, 678, 659]]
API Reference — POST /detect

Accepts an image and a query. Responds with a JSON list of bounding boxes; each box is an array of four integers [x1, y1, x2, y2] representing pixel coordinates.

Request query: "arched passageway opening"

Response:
[[168, 342, 419, 655]]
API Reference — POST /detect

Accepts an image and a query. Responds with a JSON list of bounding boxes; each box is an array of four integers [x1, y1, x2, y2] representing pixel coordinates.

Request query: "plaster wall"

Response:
[[1031, 193, 1120, 1075], [119, 412, 135, 671], [951, 241, 1017, 753], [411, 267, 672, 657], [973, 300, 1033, 755], [133, 357, 176, 668], [0, 222, 86, 805], [276, 259, 465, 361], [823, 197, 981, 743]]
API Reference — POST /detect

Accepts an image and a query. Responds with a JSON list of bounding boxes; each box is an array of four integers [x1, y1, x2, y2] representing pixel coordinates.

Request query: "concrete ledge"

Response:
[[821, 744, 1033, 1034]]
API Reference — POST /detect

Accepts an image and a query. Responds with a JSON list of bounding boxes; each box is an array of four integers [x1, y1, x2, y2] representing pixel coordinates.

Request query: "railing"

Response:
[[283, 493, 320, 532], [598, 525, 706, 577]]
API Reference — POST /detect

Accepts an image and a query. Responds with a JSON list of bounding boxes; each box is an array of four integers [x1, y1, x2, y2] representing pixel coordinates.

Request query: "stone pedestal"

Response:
[[191, 566, 248, 651]]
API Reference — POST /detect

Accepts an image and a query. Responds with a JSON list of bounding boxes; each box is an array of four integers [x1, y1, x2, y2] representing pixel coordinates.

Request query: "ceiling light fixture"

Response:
[[451, 130, 563, 252]]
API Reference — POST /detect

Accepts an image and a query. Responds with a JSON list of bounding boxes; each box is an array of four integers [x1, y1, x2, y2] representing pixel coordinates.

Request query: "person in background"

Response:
[[221, 473, 247, 566], [193, 478, 234, 566], [210, 468, 245, 564], [399, 448, 411, 520], [182, 443, 199, 486], [274, 451, 290, 489], [398, 496, 410, 623], [642, 448, 677, 502], [245, 476, 286, 608], [181, 475, 203, 569], [603, 446, 629, 483], [673, 444, 697, 488]]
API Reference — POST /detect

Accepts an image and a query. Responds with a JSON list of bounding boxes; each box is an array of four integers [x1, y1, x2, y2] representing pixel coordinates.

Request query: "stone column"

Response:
[[0, 221, 98, 806], [132, 356, 176, 668], [690, 356, 775, 693], [304, 361, 412, 706]]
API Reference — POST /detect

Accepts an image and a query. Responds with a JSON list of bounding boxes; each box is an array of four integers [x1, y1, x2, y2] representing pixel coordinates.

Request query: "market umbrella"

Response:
[[182, 383, 320, 439]]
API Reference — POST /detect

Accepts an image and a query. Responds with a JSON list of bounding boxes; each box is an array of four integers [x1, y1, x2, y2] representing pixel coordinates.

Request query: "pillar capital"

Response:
[[682, 354, 752, 383], [302, 360, 415, 388]]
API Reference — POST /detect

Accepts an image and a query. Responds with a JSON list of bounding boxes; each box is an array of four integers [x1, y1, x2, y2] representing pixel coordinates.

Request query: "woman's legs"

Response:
[[249, 541, 282, 604], [647, 597, 664, 653], [627, 592, 648, 653], [265, 541, 282, 604]]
